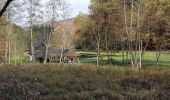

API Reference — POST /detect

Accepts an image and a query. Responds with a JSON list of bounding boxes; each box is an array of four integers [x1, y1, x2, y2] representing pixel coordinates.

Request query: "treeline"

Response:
[[74, 0, 170, 68], [0, 17, 27, 64], [0, 0, 71, 64]]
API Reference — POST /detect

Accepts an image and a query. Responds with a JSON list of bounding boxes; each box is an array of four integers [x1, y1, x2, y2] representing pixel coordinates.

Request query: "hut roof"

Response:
[[64, 50, 79, 57], [48, 49, 69, 56], [34, 49, 79, 58]]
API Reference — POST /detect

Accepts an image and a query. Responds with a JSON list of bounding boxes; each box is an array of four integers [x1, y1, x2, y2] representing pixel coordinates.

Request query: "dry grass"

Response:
[[0, 64, 169, 100]]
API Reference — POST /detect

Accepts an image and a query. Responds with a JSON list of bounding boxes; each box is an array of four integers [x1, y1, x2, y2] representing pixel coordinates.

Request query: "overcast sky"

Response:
[[13, 0, 90, 25], [43, 0, 90, 18], [68, 0, 90, 17]]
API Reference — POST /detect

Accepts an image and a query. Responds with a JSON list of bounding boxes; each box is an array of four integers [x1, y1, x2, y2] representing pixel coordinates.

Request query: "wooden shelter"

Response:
[[63, 50, 80, 63], [34, 49, 80, 63]]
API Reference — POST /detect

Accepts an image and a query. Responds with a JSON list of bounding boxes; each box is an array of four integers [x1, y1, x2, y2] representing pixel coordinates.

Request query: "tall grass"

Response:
[[0, 64, 169, 99]]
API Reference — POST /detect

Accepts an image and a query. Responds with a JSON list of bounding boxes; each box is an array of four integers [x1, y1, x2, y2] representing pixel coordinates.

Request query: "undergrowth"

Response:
[[0, 64, 169, 100]]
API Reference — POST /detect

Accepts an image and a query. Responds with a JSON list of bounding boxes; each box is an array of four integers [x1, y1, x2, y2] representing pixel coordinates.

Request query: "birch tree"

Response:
[[25, 0, 42, 63], [44, 0, 61, 64], [123, 0, 170, 68], [123, 0, 143, 68], [89, 0, 103, 67], [59, 0, 71, 63]]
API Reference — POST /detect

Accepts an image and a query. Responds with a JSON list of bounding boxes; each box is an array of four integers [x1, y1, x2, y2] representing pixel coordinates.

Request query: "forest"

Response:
[[0, 0, 170, 99]]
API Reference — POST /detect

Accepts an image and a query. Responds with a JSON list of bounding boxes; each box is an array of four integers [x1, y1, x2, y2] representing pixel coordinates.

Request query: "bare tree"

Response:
[[25, 0, 42, 63], [59, 0, 71, 63], [44, 0, 61, 64]]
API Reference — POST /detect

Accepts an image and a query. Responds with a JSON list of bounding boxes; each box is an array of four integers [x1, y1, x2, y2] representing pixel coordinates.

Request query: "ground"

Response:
[[0, 64, 169, 99]]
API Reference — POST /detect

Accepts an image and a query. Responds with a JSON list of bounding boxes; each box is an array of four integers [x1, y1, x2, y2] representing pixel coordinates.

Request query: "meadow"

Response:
[[78, 51, 170, 66], [0, 64, 169, 100]]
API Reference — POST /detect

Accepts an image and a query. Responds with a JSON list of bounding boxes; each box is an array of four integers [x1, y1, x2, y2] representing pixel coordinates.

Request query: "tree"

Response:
[[74, 13, 96, 50], [25, 0, 42, 62], [43, 0, 61, 64], [141, 0, 170, 65], [59, 0, 71, 63], [75, 0, 125, 66], [122, 0, 170, 68]]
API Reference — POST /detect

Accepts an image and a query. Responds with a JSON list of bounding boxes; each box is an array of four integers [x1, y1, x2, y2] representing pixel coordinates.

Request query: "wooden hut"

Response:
[[34, 49, 80, 63], [63, 50, 80, 63]]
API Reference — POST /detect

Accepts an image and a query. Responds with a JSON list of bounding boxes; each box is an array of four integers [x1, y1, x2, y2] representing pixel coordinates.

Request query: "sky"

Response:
[[12, 0, 90, 26], [68, 0, 90, 17], [43, 0, 90, 18]]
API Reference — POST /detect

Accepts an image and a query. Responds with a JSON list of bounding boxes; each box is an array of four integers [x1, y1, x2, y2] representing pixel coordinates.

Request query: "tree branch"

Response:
[[0, 0, 14, 17]]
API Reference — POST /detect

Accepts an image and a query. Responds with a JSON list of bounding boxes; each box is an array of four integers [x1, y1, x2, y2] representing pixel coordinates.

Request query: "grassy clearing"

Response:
[[0, 64, 169, 99], [78, 51, 170, 66]]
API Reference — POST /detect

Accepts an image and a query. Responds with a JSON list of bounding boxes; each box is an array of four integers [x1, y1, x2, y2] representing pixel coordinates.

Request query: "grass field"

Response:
[[0, 64, 169, 99], [78, 51, 170, 66]]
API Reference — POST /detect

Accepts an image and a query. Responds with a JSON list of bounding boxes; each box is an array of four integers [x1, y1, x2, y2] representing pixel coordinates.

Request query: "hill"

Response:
[[50, 18, 76, 49]]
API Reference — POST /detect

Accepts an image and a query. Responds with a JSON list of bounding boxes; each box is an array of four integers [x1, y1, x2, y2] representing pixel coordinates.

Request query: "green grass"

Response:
[[10, 56, 31, 64], [143, 52, 170, 61], [78, 51, 170, 66], [0, 64, 169, 99]]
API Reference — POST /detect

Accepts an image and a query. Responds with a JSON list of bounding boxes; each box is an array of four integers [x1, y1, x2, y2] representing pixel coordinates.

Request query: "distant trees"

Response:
[[141, 0, 170, 65], [75, 0, 125, 66], [0, 16, 26, 65], [3, 0, 18, 64], [0, 0, 169, 66], [74, 13, 100, 66], [74, 13, 94, 50], [0, 0, 31, 64]]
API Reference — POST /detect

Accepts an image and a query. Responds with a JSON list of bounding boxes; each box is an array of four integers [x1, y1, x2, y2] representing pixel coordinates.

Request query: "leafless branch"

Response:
[[0, 0, 14, 17]]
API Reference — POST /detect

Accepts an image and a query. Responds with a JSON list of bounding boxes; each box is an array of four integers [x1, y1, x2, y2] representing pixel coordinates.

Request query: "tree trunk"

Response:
[[121, 42, 125, 64], [5, 9, 9, 64], [96, 27, 100, 67], [44, 31, 52, 64], [123, 0, 134, 67], [5, 41, 8, 64], [8, 41, 10, 64], [97, 42, 100, 67], [30, 28, 35, 63], [44, 44, 49, 64], [30, 0, 35, 63], [60, 45, 64, 63], [130, 0, 135, 68], [156, 46, 161, 65], [14, 40, 17, 65], [60, 24, 66, 63], [44, 24, 53, 64]]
